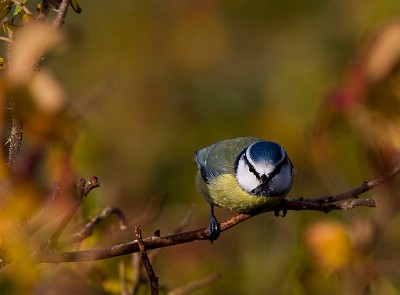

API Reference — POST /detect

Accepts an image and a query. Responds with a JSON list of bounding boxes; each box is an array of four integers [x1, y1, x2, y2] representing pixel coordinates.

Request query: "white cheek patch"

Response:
[[236, 156, 261, 192], [246, 147, 278, 177]]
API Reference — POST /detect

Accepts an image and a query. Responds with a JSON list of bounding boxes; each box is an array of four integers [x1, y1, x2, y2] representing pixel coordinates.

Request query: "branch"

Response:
[[63, 206, 127, 246], [53, 0, 72, 28], [34, 199, 374, 263], [35, 165, 400, 263], [131, 253, 142, 295], [7, 102, 23, 167], [119, 261, 129, 295], [135, 225, 159, 295], [49, 177, 100, 247], [285, 198, 377, 213], [6, 0, 75, 166], [302, 162, 400, 203]]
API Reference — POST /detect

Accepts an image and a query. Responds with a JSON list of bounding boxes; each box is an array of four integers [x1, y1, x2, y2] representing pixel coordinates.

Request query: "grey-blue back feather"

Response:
[[195, 137, 260, 183]]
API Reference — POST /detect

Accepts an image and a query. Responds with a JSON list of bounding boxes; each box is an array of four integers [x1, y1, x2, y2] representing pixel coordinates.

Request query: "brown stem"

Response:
[[49, 177, 100, 247], [7, 103, 23, 167], [54, 0, 72, 28], [64, 207, 127, 246], [34, 198, 374, 263], [302, 162, 400, 203], [35, 163, 400, 264], [135, 226, 159, 295]]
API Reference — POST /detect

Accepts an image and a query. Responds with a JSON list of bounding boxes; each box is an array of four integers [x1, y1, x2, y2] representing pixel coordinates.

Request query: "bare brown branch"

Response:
[[119, 261, 129, 295], [49, 177, 100, 247], [285, 198, 377, 213], [7, 104, 23, 167], [65, 207, 127, 246], [135, 226, 159, 295], [34, 198, 373, 264], [35, 164, 400, 264], [302, 162, 400, 203], [131, 253, 142, 295], [53, 0, 72, 28]]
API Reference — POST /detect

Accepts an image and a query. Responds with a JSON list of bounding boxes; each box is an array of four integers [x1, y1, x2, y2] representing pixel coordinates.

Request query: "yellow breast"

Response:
[[197, 173, 285, 213]]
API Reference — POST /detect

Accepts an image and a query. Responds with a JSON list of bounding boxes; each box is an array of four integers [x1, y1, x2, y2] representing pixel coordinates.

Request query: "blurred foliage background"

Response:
[[2, 0, 400, 294]]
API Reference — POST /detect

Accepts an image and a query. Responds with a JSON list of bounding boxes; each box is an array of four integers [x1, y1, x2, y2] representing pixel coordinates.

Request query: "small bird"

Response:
[[194, 137, 295, 242]]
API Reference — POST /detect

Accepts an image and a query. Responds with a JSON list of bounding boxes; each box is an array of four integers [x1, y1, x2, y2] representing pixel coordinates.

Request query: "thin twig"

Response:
[[35, 164, 400, 263], [34, 198, 375, 263], [64, 207, 127, 246], [6, 0, 73, 166], [7, 102, 23, 167], [36, 199, 373, 263], [135, 226, 159, 295], [49, 177, 100, 247], [82, 176, 101, 197], [53, 0, 72, 28], [119, 261, 129, 295], [302, 162, 400, 203], [285, 198, 377, 213], [131, 253, 142, 295]]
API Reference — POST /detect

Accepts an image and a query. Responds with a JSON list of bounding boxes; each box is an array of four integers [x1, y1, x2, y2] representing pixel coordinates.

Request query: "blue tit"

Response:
[[194, 137, 295, 242]]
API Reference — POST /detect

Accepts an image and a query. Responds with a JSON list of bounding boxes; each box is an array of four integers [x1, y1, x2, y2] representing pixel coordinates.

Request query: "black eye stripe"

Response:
[[236, 148, 292, 193], [252, 155, 292, 196], [242, 153, 261, 180], [267, 154, 289, 181], [253, 153, 290, 185]]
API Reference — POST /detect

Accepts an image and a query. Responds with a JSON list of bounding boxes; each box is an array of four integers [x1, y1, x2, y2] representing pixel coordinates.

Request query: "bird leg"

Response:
[[208, 204, 220, 243]]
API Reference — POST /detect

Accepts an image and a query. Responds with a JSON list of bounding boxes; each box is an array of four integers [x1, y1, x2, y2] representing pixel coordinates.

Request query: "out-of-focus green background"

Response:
[[40, 1, 400, 294]]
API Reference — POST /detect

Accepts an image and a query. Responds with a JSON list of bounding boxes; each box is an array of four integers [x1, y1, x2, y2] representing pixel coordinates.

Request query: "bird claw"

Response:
[[274, 199, 288, 217], [208, 206, 220, 243]]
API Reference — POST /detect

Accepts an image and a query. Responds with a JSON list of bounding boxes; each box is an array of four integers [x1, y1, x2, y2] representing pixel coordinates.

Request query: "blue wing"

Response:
[[194, 143, 219, 183], [194, 137, 261, 183]]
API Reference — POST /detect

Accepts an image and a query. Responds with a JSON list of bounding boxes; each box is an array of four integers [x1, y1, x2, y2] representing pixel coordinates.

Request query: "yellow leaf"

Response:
[[304, 220, 352, 272]]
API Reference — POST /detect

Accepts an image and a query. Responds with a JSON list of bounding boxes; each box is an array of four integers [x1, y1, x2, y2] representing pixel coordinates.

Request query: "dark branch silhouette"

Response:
[[135, 225, 159, 295], [34, 162, 400, 264]]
